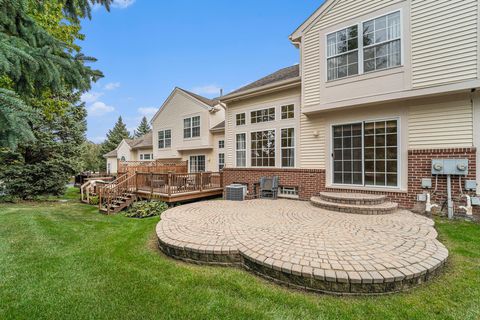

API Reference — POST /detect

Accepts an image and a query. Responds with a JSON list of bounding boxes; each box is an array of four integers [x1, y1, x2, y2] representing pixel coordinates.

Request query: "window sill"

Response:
[[325, 65, 404, 87], [327, 184, 407, 194]]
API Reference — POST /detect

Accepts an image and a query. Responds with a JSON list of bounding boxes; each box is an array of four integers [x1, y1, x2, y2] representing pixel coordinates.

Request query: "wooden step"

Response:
[[310, 196, 398, 215]]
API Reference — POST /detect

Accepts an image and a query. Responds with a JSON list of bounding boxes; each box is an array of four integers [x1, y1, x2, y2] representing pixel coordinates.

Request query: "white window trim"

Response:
[[250, 107, 276, 125], [189, 155, 206, 173], [250, 128, 277, 168], [280, 126, 296, 168], [281, 104, 295, 120], [218, 140, 225, 149], [329, 116, 401, 190], [183, 115, 201, 140], [324, 9, 403, 82], [218, 152, 225, 171], [235, 112, 247, 127], [235, 132, 247, 168], [158, 128, 172, 149]]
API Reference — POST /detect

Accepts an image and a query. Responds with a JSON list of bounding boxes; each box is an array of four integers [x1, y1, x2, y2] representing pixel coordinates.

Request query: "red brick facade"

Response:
[[223, 148, 478, 213]]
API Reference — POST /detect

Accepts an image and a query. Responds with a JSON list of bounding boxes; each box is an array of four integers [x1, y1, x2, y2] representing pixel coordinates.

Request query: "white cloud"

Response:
[[112, 0, 135, 9], [104, 82, 121, 91], [88, 101, 115, 116], [81, 91, 103, 103], [138, 107, 158, 118], [191, 84, 222, 96]]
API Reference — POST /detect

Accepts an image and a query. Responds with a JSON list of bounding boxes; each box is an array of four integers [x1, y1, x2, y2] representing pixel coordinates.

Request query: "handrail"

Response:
[[99, 173, 137, 214]]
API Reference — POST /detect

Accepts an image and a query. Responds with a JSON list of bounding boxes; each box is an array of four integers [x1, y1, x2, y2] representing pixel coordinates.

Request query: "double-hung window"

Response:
[[251, 108, 275, 124], [281, 128, 295, 167], [218, 153, 225, 171], [158, 129, 171, 149], [326, 11, 401, 80], [236, 133, 246, 167], [184, 116, 200, 139], [363, 11, 401, 72], [218, 140, 225, 149], [332, 119, 398, 187], [251, 130, 275, 167], [327, 25, 359, 81]]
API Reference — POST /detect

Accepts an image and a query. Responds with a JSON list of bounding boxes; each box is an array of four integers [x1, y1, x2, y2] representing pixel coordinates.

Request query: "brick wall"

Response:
[[223, 148, 478, 214], [222, 168, 324, 200]]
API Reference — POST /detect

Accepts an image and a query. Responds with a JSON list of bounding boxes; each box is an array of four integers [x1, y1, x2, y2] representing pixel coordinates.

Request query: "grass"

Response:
[[0, 188, 479, 320]]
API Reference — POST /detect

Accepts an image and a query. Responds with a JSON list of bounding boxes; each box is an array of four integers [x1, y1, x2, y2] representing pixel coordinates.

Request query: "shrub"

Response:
[[89, 196, 99, 205], [0, 195, 21, 203], [125, 201, 168, 219]]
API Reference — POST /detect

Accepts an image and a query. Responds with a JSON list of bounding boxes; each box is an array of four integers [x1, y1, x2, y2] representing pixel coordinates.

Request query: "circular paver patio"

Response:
[[156, 199, 448, 295]]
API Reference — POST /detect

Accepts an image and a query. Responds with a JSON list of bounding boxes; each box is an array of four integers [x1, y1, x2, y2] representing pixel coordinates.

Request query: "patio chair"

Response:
[[259, 176, 279, 199]]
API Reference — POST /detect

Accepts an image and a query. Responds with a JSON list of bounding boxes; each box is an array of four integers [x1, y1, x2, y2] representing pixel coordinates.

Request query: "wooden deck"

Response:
[[98, 172, 224, 213]]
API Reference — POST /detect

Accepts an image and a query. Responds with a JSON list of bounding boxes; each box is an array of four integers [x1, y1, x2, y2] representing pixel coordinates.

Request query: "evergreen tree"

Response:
[[101, 116, 131, 156], [80, 141, 104, 172], [134, 116, 151, 138]]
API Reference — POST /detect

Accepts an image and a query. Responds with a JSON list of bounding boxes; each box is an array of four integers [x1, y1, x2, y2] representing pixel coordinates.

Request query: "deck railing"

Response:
[[118, 159, 188, 175], [136, 172, 223, 196], [98, 173, 136, 214]]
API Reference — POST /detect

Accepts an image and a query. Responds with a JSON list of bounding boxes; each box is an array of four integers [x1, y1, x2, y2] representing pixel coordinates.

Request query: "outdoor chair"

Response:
[[259, 176, 279, 199]]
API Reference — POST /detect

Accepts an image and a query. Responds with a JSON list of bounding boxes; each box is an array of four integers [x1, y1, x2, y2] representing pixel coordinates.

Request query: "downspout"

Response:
[[472, 89, 480, 195]]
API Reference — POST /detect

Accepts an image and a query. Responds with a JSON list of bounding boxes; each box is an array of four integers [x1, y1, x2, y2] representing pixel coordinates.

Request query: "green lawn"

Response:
[[0, 189, 479, 320]]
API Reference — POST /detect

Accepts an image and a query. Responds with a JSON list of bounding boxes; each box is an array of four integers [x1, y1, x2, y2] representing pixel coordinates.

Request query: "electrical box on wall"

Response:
[[421, 178, 432, 189], [431, 159, 469, 176], [465, 180, 478, 191]]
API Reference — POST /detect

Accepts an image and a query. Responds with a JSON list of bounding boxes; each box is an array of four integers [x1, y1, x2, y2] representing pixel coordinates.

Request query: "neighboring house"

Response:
[[151, 87, 225, 173], [104, 132, 154, 174], [221, 0, 480, 208]]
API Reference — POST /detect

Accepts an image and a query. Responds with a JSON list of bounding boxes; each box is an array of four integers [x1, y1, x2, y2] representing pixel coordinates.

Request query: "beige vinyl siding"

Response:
[[408, 97, 474, 148], [299, 113, 326, 168], [224, 88, 300, 168], [411, 0, 478, 88], [302, 0, 400, 108]]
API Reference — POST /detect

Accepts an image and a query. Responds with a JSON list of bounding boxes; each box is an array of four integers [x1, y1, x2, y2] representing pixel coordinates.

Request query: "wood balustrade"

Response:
[[118, 159, 188, 175]]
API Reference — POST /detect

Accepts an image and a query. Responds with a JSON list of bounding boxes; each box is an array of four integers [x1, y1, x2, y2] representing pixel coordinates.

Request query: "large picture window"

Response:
[[158, 129, 171, 149], [363, 11, 401, 72], [190, 155, 205, 173], [184, 116, 200, 139], [281, 128, 295, 167], [251, 130, 275, 167], [327, 25, 359, 81], [332, 120, 398, 187], [236, 133, 246, 167], [251, 108, 275, 124]]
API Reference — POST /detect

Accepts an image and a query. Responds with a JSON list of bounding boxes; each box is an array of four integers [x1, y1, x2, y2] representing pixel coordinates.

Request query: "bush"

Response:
[[0, 195, 21, 203], [89, 196, 99, 205], [125, 201, 168, 219]]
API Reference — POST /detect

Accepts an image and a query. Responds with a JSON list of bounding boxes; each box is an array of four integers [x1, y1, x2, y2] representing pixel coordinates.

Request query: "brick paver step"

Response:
[[319, 192, 387, 205], [311, 196, 398, 215]]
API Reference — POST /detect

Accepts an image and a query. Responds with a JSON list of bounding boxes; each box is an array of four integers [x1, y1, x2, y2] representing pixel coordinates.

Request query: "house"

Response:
[[221, 0, 480, 210], [150, 87, 225, 173], [104, 132, 154, 175]]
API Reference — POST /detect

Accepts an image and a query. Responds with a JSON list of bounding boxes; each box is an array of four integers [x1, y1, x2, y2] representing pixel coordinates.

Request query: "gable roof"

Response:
[[130, 131, 153, 149], [210, 120, 225, 132], [289, 0, 337, 42], [151, 87, 218, 123], [103, 149, 117, 158], [220, 65, 300, 101]]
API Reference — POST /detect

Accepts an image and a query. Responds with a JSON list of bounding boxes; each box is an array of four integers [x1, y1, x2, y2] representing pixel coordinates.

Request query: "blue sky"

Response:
[[80, 0, 323, 143]]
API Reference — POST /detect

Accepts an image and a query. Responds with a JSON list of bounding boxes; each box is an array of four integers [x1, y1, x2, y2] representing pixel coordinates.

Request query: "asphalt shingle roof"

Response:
[[224, 64, 300, 97]]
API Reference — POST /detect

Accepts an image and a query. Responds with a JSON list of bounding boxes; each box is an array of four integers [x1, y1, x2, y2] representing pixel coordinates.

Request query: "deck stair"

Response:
[[98, 173, 138, 214], [310, 192, 398, 215]]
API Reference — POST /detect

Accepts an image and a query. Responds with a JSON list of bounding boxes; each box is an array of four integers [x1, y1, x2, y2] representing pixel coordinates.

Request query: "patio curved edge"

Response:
[[155, 200, 449, 295]]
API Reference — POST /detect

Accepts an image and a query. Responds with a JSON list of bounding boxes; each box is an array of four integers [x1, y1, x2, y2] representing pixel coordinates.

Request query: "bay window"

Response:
[[332, 119, 398, 187], [251, 130, 275, 167]]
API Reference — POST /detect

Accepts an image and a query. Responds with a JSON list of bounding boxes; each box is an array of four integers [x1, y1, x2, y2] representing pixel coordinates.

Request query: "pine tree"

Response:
[[134, 116, 151, 138], [101, 116, 132, 156]]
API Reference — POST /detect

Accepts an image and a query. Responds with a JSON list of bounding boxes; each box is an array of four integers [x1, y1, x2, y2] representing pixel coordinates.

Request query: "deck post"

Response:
[[199, 173, 203, 191], [167, 173, 172, 197], [135, 170, 138, 191], [150, 172, 154, 198]]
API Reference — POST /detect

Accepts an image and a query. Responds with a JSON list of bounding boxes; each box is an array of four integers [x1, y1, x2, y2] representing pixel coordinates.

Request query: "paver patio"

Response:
[[156, 199, 448, 295]]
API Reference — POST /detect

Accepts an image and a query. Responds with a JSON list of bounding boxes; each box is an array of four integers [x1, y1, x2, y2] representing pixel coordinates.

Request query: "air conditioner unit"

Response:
[[225, 184, 247, 201]]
